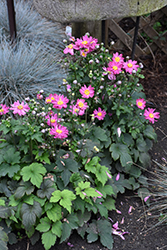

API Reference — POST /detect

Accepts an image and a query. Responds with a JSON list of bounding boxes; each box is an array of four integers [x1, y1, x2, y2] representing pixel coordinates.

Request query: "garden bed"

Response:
[[7, 50, 167, 250]]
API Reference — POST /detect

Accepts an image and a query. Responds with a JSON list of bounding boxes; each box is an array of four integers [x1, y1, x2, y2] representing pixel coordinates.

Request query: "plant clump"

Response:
[[0, 34, 160, 250]]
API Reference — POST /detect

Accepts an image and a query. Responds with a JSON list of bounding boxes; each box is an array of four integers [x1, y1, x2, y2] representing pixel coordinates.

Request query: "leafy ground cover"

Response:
[[6, 49, 167, 250]]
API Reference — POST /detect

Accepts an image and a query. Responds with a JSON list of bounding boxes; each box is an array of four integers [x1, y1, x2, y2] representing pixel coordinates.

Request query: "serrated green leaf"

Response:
[[50, 190, 61, 202], [102, 196, 116, 211], [0, 163, 20, 178], [128, 177, 140, 190], [93, 127, 108, 142], [0, 179, 11, 197], [139, 152, 150, 167], [0, 206, 12, 218], [73, 197, 85, 213], [144, 125, 157, 140], [42, 231, 57, 250], [36, 217, 51, 233], [14, 181, 34, 199], [60, 221, 71, 243], [95, 203, 108, 218], [37, 179, 55, 199], [20, 163, 46, 188], [86, 221, 98, 243], [128, 165, 141, 178], [77, 210, 91, 227], [51, 221, 62, 237], [61, 169, 71, 187], [97, 220, 113, 249], [59, 190, 76, 213], [21, 201, 42, 231], [3, 148, 20, 165], [136, 138, 147, 152], [95, 164, 108, 186], [120, 152, 132, 168], [46, 204, 62, 222]]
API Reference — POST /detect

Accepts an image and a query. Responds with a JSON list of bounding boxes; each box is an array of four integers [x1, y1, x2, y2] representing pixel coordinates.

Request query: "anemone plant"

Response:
[[0, 0, 65, 49], [0, 39, 65, 105]]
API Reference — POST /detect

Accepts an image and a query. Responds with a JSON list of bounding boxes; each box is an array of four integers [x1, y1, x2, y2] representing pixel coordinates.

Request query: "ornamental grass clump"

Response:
[[0, 0, 64, 49], [0, 34, 160, 250], [0, 40, 65, 105]]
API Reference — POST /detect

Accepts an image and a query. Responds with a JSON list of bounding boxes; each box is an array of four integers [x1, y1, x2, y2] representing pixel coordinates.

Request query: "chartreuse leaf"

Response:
[[35, 151, 51, 164], [46, 204, 62, 222], [21, 201, 42, 231], [96, 184, 115, 198], [60, 214, 78, 243], [50, 190, 76, 213], [36, 217, 51, 233], [42, 231, 57, 250], [20, 163, 47, 188], [0, 226, 8, 250], [85, 157, 111, 185], [75, 181, 100, 200], [51, 221, 62, 237]]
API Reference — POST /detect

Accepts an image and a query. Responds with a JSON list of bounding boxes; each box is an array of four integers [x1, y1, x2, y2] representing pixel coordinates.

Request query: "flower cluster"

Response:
[[103, 52, 139, 80], [136, 98, 160, 124], [63, 34, 99, 57]]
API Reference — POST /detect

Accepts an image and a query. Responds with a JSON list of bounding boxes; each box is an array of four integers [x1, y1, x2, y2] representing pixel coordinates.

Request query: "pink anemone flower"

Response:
[[49, 124, 69, 140], [144, 108, 160, 124], [123, 59, 139, 74], [0, 104, 9, 115], [136, 98, 146, 110], [108, 61, 122, 75], [52, 94, 69, 109], [112, 52, 124, 65], [79, 85, 94, 99], [10, 101, 30, 116], [63, 43, 75, 55], [93, 107, 106, 120]]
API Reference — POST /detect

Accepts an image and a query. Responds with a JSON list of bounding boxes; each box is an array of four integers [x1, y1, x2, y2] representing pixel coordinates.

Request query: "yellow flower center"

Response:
[[51, 119, 56, 123], [17, 105, 23, 110], [68, 44, 73, 49], [97, 112, 102, 116], [57, 99, 63, 105], [149, 113, 154, 118], [51, 97, 55, 100], [56, 129, 62, 134], [74, 108, 79, 112], [82, 41, 88, 45], [127, 63, 133, 68], [138, 101, 143, 106], [81, 52, 86, 57], [78, 102, 84, 108], [115, 57, 120, 62], [46, 99, 51, 103], [113, 66, 118, 71], [84, 89, 90, 96], [0, 109, 4, 112]]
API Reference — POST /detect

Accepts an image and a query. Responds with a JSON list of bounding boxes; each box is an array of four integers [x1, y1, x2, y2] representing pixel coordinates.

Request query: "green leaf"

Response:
[[120, 152, 132, 168], [35, 151, 50, 164], [128, 177, 140, 190], [42, 231, 57, 250], [21, 201, 42, 231], [93, 127, 108, 142], [46, 204, 62, 222], [95, 203, 108, 218], [0, 163, 20, 178], [20, 163, 47, 188], [97, 219, 113, 249], [139, 152, 150, 167], [36, 217, 51, 233], [136, 138, 147, 152], [50, 190, 76, 213], [86, 221, 98, 243], [60, 214, 78, 243], [77, 210, 91, 227], [95, 164, 109, 186], [102, 196, 116, 211], [0, 206, 12, 218], [144, 125, 157, 140], [37, 179, 55, 199], [3, 148, 20, 165], [51, 221, 62, 237], [128, 165, 141, 178], [14, 181, 35, 199], [0, 227, 8, 250]]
